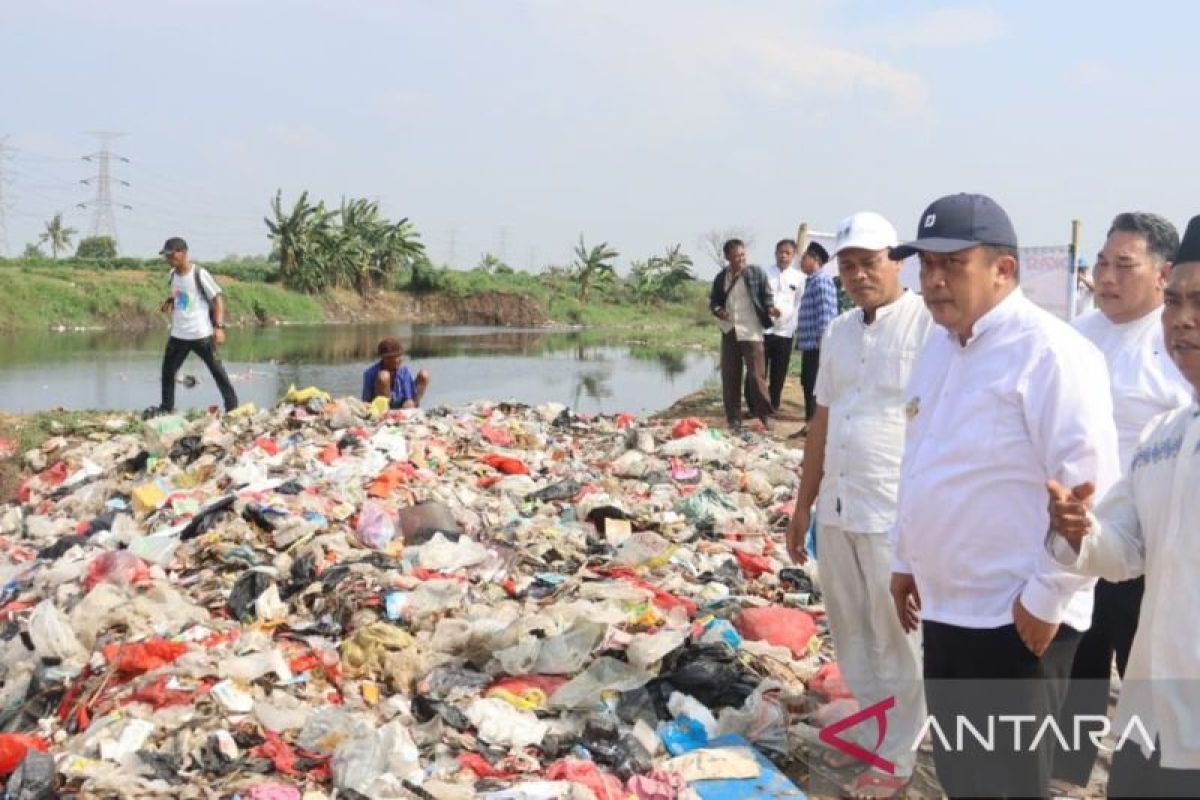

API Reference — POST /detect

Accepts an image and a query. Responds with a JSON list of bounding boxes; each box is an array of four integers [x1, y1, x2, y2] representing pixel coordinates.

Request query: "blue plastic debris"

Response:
[[659, 715, 710, 756]]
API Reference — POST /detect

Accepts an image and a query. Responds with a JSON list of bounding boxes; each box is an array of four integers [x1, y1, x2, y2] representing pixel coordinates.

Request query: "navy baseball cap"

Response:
[[159, 237, 188, 255], [892, 193, 1018, 260]]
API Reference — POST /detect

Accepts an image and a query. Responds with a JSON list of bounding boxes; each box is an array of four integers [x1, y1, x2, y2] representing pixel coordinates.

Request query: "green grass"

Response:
[[0, 258, 722, 352]]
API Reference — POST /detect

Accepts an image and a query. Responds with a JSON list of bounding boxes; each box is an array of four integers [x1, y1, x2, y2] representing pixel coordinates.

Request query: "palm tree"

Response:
[[571, 235, 619, 303], [39, 213, 77, 259]]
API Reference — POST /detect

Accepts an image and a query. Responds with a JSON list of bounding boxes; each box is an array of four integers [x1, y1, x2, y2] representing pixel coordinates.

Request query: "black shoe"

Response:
[[141, 406, 168, 420]]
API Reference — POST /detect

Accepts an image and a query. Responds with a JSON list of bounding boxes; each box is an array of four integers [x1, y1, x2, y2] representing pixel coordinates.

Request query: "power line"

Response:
[[78, 131, 131, 246]]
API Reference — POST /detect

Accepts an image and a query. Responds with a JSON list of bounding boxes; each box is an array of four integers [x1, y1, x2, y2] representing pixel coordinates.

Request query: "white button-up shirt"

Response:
[[716, 273, 764, 342], [891, 289, 1120, 630], [765, 264, 805, 337], [1074, 307, 1191, 469], [1049, 404, 1200, 768], [815, 291, 935, 533]]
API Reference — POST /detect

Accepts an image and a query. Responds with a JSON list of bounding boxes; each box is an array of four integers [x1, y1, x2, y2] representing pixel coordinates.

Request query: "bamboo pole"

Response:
[[1066, 219, 1081, 321]]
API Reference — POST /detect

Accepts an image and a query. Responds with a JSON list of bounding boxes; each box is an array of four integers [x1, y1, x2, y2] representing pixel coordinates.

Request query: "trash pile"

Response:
[[0, 394, 850, 799]]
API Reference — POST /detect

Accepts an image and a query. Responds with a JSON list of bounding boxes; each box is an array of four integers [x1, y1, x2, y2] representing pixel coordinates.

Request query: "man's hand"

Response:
[[890, 573, 921, 633], [768, 306, 781, 318], [1046, 480, 1094, 552], [213, 328, 226, 346], [160, 297, 174, 314], [1013, 596, 1059, 657], [714, 308, 730, 321], [785, 503, 811, 564]]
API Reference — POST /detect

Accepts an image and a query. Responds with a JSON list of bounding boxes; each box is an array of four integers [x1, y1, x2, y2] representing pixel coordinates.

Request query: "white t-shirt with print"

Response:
[[170, 264, 222, 340]]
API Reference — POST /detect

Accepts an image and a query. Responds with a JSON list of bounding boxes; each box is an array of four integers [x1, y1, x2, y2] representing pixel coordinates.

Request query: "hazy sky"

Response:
[[2, 1, 1195, 273]]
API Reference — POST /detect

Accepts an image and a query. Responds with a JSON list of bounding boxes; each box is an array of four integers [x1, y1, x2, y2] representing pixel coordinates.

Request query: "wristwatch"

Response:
[[215, 323, 226, 329]]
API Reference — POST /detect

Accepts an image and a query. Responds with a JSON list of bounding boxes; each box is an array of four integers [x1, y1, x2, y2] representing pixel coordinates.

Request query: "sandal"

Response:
[[847, 770, 908, 799]]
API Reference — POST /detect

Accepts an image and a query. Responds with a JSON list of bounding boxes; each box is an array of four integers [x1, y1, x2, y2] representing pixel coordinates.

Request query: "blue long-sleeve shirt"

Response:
[[796, 271, 838, 350]]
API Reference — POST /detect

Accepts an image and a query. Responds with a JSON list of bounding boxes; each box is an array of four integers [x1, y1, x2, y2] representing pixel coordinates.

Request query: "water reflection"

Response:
[[0, 324, 716, 415]]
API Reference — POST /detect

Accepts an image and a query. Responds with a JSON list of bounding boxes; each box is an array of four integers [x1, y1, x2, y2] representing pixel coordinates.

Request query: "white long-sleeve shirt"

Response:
[[1074, 307, 1191, 469], [891, 288, 1120, 630], [1048, 403, 1200, 769], [764, 264, 805, 337], [815, 291, 935, 533]]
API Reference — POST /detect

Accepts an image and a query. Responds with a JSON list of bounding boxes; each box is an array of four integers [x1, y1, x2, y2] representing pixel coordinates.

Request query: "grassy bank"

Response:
[[0, 260, 717, 348]]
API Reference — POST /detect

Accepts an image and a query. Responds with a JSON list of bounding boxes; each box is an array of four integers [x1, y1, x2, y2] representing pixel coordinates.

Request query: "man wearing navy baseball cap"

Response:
[[888, 194, 1120, 797]]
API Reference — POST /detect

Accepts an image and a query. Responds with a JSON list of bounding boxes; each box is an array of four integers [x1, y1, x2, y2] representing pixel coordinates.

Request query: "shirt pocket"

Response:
[[866, 348, 917, 394]]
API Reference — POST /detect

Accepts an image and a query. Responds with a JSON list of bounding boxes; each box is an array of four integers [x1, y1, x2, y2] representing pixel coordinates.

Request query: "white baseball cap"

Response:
[[834, 212, 899, 255]]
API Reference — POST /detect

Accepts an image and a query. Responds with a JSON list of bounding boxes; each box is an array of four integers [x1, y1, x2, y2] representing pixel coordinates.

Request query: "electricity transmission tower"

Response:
[[78, 131, 131, 246], [0, 136, 10, 257]]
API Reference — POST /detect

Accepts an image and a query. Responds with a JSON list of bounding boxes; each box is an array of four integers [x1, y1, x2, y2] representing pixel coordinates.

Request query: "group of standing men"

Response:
[[709, 236, 837, 430], [761, 193, 1200, 799]]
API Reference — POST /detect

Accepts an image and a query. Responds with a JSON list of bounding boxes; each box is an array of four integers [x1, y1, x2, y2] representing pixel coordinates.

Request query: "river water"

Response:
[[0, 324, 718, 415]]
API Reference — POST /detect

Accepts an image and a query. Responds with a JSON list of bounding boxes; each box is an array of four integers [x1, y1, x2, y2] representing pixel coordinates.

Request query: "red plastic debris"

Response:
[[254, 436, 280, 455], [84, 551, 152, 591], [546, 758, 626, 800], [480, 424, 514, 446], [458, 752, 518, 779], [733, 550, 775, 578], [599, 568, 698, 617], [101, 639, 189, 676], [0, 734, 48, 776], [616, 414, 637, 429], [479, 454, 530, 475], [810, 662, 854, 700], [735, 606, 817, 658], [127, 675, 206, 709], [670, 417, 707, 439]]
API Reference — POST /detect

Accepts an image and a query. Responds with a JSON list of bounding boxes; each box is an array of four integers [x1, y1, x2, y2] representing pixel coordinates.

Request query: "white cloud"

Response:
[[883, 3, 1007, 49]]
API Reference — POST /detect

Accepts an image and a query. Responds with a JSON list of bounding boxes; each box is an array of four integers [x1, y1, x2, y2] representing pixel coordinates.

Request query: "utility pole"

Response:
[[0, 136, 10, 257], [78, 131, 131, 247]]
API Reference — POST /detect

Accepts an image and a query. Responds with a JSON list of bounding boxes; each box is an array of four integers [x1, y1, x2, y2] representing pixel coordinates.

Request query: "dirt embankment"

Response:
[[319, 289, 547, 327]]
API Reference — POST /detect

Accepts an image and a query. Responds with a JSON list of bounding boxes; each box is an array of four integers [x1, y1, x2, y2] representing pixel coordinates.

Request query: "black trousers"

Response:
[[758, 334, 793, 412], [923, 619, 1081, 799], [799, 347, 820, 421], [1054, 576, 1144, 785], [161, 336, 239, 412], [1110, 738, 1200, 798]]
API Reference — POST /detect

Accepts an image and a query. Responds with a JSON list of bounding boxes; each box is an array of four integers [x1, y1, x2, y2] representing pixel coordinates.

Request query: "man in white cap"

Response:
[[786, 212, 933, 797]]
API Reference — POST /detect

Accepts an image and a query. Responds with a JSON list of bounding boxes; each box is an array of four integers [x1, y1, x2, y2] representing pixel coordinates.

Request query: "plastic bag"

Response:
[[545, 758, 626, 800], [396, 501, 461, 545], [83, 551, 151, 591], [734, 606, 816, 658], [809, 662, 854, 700], [355, 501, 395, 550], [716, 680, 790, 755], [101, 638, 189, 675], [550, 657, 653, 710], [3, 748, 55, 799], [0, 735, 48, 777], [670, 417, 706, 439], [465, 697, 548, 748], [227, 571, 274, 622], [652, 641, 758, 710], [28, 600, 88, 667], [535, 619, 608, 676]]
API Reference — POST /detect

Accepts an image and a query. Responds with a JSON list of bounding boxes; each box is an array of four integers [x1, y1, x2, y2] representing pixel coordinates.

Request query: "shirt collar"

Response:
[[948, 286, 1024, 347], [860, 290, 910, 325]]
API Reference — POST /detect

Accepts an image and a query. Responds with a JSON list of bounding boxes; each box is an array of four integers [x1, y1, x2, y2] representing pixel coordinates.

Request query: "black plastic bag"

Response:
[[168, 435, 203, 465], [649, 641, 758, 711], [227, 571, 274, 622], [528, 480, 581, 503], [180, 494, 236, 541]]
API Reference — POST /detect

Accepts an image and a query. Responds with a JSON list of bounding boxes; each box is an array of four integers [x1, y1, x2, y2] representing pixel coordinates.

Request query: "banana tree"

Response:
[[572, 235, 619, 303]]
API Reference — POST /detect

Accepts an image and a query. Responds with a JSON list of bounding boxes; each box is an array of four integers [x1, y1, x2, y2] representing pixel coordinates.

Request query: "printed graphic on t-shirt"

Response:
[[174, 286, 193, 311]]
